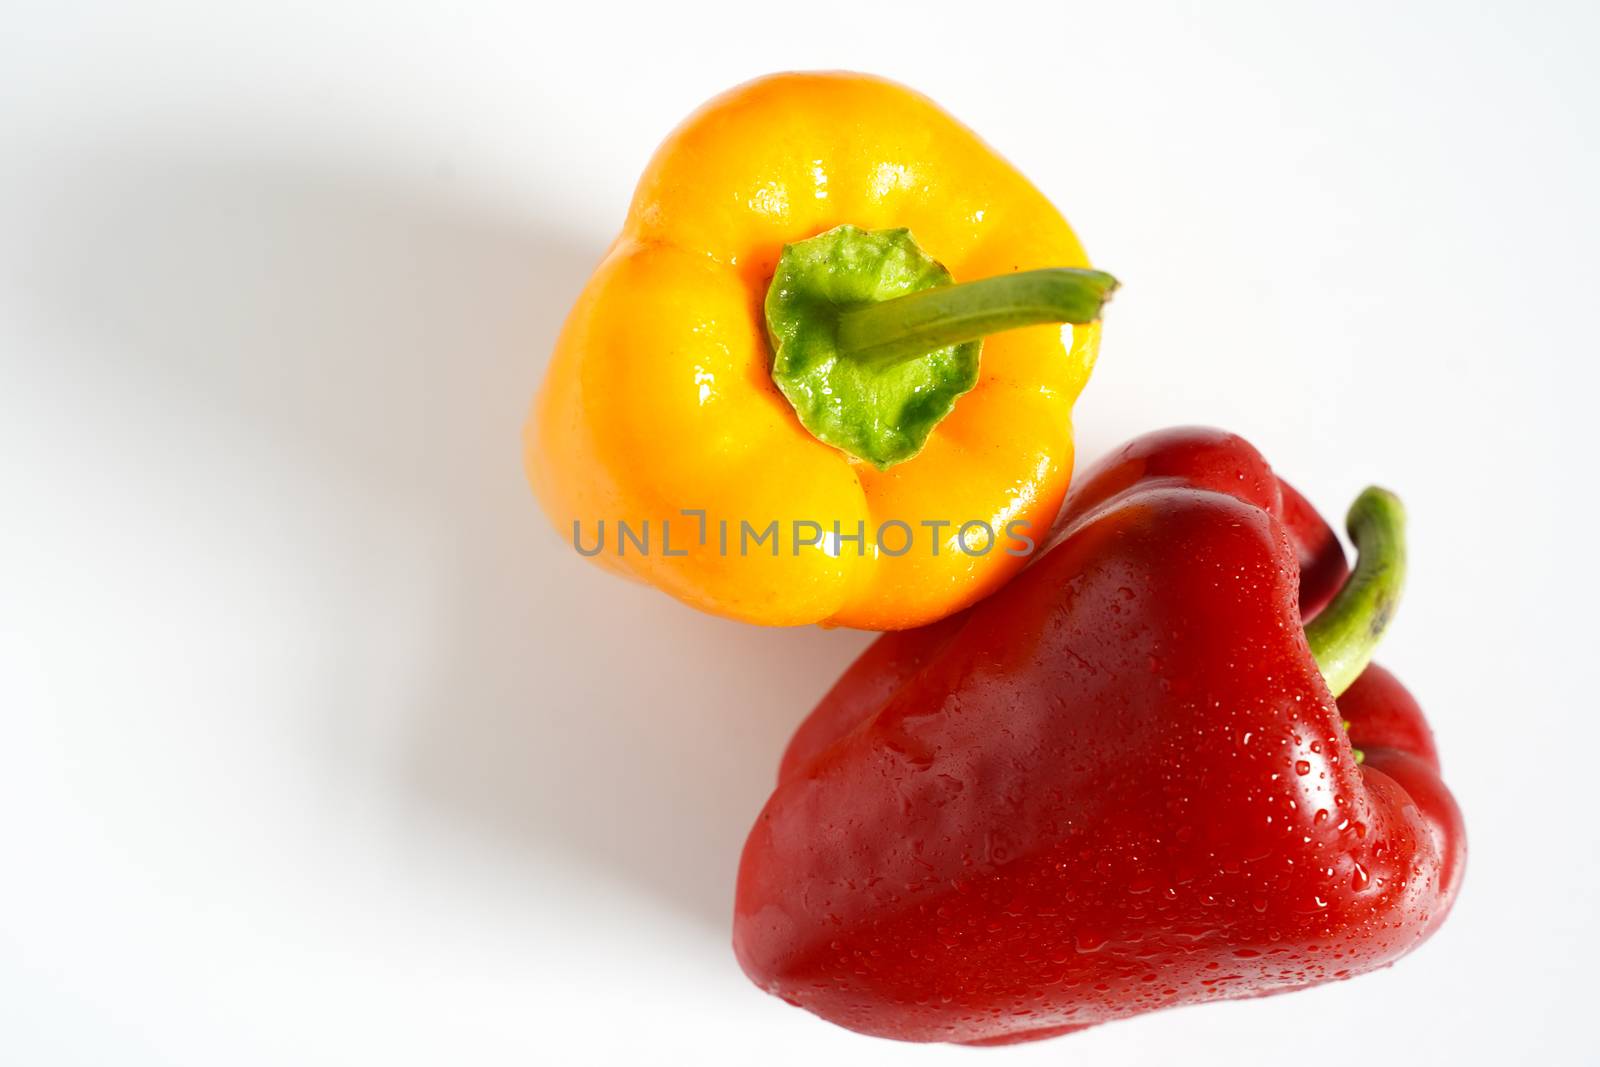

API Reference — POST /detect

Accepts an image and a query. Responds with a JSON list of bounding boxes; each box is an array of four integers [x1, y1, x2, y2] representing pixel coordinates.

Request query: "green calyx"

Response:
[[764, 225, 1118, 469], [1305, 487, 1408, 698]]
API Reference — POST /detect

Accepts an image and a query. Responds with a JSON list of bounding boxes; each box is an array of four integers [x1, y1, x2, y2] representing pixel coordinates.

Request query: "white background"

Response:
[[4, 2, 1596, 1063]]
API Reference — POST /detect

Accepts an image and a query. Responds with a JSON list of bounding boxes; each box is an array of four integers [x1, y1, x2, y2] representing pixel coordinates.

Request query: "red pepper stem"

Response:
[[1304, 487, 1407, 698]]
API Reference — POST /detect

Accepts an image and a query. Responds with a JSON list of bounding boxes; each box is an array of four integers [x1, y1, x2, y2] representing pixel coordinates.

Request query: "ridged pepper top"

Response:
[[528, 72, 1101, 629]]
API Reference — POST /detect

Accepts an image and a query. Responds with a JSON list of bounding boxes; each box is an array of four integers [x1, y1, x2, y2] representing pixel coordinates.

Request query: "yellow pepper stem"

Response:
[[765, 224, 1118, 469], [836, 267, 1119, 368]]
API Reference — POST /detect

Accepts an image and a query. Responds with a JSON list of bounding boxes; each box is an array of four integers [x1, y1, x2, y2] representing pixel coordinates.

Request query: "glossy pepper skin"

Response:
[[734, 428, 1464, 1045], [527, 72, 1101, 630]]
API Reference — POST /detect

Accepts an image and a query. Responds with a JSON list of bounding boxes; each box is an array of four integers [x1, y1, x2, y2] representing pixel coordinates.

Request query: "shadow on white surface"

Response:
[[20, 144, 868, 936]]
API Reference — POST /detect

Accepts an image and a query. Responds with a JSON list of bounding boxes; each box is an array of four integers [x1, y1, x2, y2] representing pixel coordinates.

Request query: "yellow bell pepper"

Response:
[[527, 72, 1114, 629]]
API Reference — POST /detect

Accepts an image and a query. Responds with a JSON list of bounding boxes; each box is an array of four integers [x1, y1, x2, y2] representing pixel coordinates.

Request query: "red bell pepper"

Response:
[[733, 427, 1464, 1045]]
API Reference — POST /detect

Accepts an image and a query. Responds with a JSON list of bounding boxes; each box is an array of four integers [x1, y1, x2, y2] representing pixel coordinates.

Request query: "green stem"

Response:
[[1304, 487, 1407, 698], [765, 226, 1119, 468], [834, 268, 1119, 367]]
